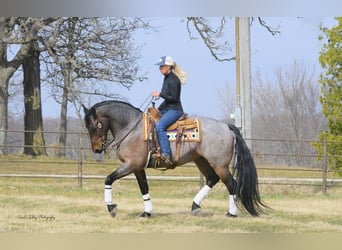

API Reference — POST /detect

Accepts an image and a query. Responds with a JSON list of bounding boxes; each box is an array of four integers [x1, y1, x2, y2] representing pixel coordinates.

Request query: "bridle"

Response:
[[90, 117, 114, 152], [87, 95, 154, 152], [91, 115, 141, 152]]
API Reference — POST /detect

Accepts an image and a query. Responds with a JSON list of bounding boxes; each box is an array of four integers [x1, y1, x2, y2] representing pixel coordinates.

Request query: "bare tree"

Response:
[[0, 17, 150, 156], [20, 18, 58, 156], [1, 18, 48, 154], [0, 18, 26, 154], [253, 60, 327, 165], [22, 39, 47, 155], [186, 17, 235, 62], [186, 17, 279, 62], [217, 81, 235, 124], [40, 17, 150, 157]]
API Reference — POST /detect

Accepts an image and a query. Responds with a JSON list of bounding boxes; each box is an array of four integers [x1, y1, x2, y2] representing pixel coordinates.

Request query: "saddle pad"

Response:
[[142, 113, 202, 142]]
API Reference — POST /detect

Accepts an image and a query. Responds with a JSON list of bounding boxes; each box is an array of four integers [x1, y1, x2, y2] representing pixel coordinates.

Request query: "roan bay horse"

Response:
[[83, 100, 266, 218]]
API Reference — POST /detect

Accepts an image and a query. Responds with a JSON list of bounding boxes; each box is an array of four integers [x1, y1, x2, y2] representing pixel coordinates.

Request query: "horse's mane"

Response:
[[91, 100, 142, 113]]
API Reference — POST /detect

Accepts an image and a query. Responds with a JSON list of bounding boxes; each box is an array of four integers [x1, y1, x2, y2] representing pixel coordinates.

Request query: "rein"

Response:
[[108, 96, 153, 149], [97, 95, 153, 151], [103, 135, 116, 151], [109, 117, 141, 150]]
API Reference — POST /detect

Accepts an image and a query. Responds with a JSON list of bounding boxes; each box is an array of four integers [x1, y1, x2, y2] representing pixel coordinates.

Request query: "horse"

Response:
[[83, 100, 266, 218]]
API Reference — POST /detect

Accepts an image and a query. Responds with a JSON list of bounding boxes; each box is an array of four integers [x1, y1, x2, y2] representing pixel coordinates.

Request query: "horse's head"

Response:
[[83, 105, 111, 153]]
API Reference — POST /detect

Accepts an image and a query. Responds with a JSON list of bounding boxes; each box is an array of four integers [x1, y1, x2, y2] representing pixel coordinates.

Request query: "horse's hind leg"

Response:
[[223, 171, 238, 217], [192, 157, 220, 215], [207, 165, 238, 217]]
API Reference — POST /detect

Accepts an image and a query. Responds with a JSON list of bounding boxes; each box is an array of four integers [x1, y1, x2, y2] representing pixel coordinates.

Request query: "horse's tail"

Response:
[[228, 124, 266, 216]]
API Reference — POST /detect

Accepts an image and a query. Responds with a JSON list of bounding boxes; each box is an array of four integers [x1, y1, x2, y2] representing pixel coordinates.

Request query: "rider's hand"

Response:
[[152, 91, 160, 97]]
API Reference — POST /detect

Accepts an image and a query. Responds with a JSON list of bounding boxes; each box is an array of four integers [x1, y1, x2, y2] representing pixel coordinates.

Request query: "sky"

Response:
[[39, 17, 336, 120]]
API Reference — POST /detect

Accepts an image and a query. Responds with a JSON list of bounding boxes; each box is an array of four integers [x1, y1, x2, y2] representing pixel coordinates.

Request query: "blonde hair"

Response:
[[173, 62, 187, 85]]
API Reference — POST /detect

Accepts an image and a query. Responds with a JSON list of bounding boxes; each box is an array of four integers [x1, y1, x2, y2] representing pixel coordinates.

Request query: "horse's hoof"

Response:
[[191, 208, 201, 216], [140, 211, 151, 218], [226, 212, 237, 218], [107, 204, 117, 217], [191, 202, 201, 216]]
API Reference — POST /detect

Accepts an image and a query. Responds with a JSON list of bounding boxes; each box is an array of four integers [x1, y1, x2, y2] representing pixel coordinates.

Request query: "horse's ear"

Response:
[[82, 104, 89, 114]]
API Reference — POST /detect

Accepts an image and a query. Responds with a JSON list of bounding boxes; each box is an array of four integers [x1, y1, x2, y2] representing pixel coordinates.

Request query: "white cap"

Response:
[[154, 56, 174, 66]]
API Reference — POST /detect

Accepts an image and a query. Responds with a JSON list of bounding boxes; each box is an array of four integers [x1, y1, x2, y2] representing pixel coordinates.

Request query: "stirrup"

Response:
[[160, 154, 173, 166], [151, 152, 173, 165], [152, 152, 161, 159], [145, 150, 175, 170]]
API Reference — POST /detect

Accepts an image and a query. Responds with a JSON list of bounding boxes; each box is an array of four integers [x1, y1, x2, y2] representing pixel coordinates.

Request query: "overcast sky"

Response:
[[39, 17, 336, 120]]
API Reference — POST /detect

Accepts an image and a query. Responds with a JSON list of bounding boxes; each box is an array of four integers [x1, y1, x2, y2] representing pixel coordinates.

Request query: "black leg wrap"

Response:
[[226, 212, 238, 218], [227, 174, 237, 195], [191, 201, 201, 216], [140, 211, 151, 218], [107, 204, 117, 217]]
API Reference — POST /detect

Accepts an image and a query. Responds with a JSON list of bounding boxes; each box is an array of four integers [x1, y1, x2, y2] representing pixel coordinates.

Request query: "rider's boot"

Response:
[[160, 153, 173, 166]]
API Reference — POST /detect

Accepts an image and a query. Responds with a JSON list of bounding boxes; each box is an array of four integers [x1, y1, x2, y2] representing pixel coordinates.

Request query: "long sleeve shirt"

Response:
[[158, 71, 183, 112]]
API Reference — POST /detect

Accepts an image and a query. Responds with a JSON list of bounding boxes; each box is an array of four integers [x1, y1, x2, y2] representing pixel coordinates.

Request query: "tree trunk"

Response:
[[57, 19, 77, 158], [0, 27, 10, 155], [0, 42, 18, 155], [0, 74, 9, 155], [56, 69, 70, 157], [23, 43, 47, 156]]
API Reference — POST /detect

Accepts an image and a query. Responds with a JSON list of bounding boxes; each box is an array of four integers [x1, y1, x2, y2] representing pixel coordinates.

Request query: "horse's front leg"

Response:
[[134, 169, 152, 218], [104, 162, 133, 217]]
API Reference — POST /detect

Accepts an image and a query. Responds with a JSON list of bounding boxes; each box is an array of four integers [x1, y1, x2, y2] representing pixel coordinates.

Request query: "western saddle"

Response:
[[143, 104, 199, 169]]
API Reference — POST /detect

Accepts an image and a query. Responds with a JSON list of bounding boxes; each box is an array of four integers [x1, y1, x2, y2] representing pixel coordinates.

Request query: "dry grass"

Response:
[[1, 154, 336, 177], [1, 155, 342, 233], [1, 174, 342, 233]]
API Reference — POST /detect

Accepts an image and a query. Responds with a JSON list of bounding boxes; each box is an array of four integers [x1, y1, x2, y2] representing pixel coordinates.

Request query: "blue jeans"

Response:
[[156, 109, 183, 158]]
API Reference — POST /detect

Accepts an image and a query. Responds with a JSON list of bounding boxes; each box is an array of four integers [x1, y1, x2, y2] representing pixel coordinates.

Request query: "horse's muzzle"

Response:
[[91, 138, 106, 153], [94, 148, 103, 154], [93, 141, 106, 153]]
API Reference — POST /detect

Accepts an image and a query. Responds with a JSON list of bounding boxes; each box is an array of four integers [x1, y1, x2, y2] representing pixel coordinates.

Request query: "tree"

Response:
[[185, 17, 279, 62], [252, 60, 326, 165], [40, 17, 150, 157], [315, 17, 342, 172], [0, 17, 59, 155], [1, 18, 23, 154], [217, 81, 235, 124], [186, 17, 279, 146], [0, 18, 39, 154], [22, 40, 47, 155]]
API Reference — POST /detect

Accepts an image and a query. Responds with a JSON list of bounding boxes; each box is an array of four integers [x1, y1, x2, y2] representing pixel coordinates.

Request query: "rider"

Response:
[[152, 56, 187, 165]]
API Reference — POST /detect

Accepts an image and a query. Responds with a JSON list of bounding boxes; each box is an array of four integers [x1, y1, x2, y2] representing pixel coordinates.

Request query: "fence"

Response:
[[0, 129, 341, 194]]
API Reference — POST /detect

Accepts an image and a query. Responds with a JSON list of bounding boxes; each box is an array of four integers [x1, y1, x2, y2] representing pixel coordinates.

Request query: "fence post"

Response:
[[77, 132, 83, 189], [322, 140, 327, 195]]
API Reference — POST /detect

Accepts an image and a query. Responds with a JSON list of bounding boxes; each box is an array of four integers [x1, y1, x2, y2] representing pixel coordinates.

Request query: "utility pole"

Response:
[[234, 17, 252, 149]]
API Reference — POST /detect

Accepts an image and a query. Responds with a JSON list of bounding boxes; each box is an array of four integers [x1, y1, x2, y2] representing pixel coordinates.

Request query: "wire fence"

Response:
[[0, 129, 341, 194]]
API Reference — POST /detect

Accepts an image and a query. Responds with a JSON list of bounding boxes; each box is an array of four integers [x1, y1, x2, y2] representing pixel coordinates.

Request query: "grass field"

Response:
[[1, 155, 342, 233], [1, 163, 342, 233]]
